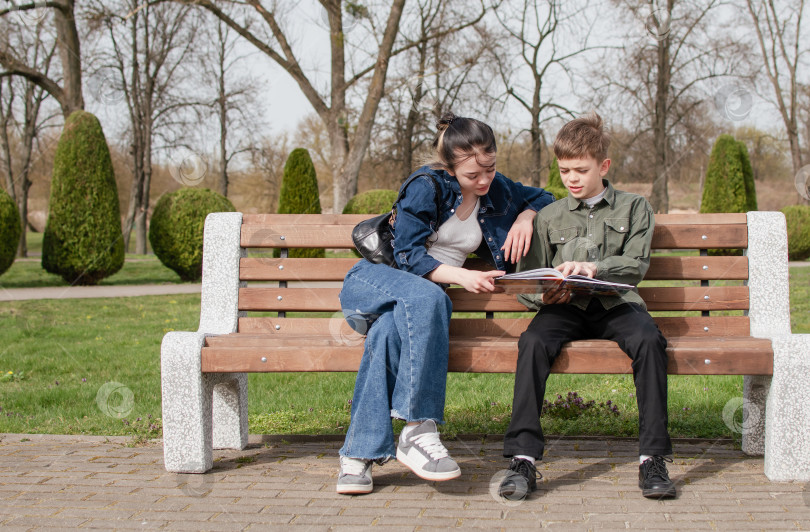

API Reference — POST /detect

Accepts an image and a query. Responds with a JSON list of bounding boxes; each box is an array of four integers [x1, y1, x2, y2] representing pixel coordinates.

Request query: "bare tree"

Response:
[[199, 17, 262, 198], [147, 0, 495, 213], [493, 0, 605, 188], [0, 0, 84, 117], [376, 0, 495, 183], [745, 0, 807, 181], [604, 0, 750, 212], [90, 0, 200, 254], [0, 15, 59, 257]]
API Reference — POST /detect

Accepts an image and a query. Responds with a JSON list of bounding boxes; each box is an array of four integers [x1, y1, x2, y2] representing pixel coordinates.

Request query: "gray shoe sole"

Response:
[[396, 447, 461, 482]]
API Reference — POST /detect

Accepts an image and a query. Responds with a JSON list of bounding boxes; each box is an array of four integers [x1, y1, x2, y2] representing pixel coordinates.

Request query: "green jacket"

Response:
[[517, 180, 654, 311]]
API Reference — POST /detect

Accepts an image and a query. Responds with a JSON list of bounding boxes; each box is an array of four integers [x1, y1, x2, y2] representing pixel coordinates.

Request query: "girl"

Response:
[[337, 112, 554, 494]]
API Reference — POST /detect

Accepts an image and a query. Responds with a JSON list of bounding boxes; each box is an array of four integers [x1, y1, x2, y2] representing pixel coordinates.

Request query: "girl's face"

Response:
[[448, 151, 496, 196]]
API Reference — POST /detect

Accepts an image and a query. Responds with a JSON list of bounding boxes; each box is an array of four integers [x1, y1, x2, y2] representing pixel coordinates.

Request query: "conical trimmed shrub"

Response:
[[738, 140, 757, 211], [0, 188, 21, 276], [545, 157, 568, 201], [42, 111, 125, 285], [700, 134, 755, 256], [700, 134, 749, 214], [148, 188, 235, 282], [275, 148, 324, 258]]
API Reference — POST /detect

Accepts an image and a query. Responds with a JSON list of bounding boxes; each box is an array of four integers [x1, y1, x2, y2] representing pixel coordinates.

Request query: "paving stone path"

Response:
[[1, 433, 809, 531]]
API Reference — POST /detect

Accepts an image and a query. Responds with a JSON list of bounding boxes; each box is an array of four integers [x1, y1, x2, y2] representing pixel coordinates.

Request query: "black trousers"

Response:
[[503, 299, 673, 459]]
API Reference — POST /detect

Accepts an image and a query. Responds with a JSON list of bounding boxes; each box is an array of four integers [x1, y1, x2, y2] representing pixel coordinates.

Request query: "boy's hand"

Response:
[[542, 285, 573, 305], [556, 261, 597, 278], [501, 209, 536, 264]]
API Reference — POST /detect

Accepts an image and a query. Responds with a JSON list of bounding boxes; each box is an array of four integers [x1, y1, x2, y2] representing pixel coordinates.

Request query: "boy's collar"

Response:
[[566, 179, 614, 210]]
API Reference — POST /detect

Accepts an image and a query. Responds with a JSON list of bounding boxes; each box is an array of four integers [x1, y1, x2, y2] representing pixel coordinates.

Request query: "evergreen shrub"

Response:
[[275, 148, 324, 258], [42, 111, 125, 285], [342, 189, 398, 259], [545, 157, 568, 200], [700, 134, 750, 214], [738, 140, 758, 211], [0, 188, 21, 276], [700, 134, 756, 256], [781, 205, 810, 261], [342, 189, 398, 215], [148, 188, 235, 282]]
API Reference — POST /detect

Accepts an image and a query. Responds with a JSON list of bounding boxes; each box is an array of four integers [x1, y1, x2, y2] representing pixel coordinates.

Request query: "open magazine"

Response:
[[494, 268, 634, 296]]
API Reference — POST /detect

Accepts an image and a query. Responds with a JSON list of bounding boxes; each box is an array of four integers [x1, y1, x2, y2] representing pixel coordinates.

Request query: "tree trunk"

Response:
[[218, 87, 228, 197], [529, 119, 543, 188], [333, 0, 406, 213], [650, 1, 673, 214], [53, 0, 84, 116]]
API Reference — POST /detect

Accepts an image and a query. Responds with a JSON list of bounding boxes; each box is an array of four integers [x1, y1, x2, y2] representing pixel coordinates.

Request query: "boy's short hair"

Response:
[[553, 112, 610, 162]]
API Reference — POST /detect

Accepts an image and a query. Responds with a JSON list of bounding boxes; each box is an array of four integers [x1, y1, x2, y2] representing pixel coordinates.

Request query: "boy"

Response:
[[498, 112, 676, 500]]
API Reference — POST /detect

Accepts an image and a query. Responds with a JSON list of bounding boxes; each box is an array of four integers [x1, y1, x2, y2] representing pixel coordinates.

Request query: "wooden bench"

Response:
[[160, 211, 810, 481]]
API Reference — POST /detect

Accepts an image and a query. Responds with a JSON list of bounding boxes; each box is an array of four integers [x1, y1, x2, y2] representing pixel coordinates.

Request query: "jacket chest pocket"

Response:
[[549, 227, 579, 248], [604, 218, 629, 255]]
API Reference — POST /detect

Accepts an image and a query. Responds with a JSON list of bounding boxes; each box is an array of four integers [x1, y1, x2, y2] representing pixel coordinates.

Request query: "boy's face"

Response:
[[558, 156, 611, 200]]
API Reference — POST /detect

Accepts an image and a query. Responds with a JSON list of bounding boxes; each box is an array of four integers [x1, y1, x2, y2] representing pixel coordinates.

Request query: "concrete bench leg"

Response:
[[742, 375, 769, 455], [212, 374, 248, 450], [763, 335, 810, 481], [161, 332, 249, 473]]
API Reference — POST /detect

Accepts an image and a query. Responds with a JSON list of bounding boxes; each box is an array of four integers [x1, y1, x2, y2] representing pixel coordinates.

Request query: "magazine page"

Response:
[[494, 270, 633, 296]]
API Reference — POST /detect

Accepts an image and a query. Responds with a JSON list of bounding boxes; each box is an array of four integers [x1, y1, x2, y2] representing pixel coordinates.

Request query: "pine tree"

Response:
[[42, 111, 125, 284], [275, 148, 324, 258]]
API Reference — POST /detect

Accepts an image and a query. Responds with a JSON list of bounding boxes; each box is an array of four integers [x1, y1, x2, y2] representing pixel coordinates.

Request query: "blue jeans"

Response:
[[338, 260, 453, 460]]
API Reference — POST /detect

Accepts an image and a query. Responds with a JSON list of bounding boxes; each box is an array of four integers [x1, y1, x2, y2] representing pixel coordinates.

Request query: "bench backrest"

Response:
[[235, 213, 751, 340]]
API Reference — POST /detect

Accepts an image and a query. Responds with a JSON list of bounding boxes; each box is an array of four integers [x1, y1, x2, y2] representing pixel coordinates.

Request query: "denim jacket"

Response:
[[391, 166, 555, 276]]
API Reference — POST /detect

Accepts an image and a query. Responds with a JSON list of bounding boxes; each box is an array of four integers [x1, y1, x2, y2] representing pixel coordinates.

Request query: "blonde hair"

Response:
[[553, 112, 610, 162]]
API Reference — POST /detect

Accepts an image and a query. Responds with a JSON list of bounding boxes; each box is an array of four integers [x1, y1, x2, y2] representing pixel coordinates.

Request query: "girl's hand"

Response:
[[427, 264, 505, 293], [457, 269, 505, 293], [501, 210, 536, 264]]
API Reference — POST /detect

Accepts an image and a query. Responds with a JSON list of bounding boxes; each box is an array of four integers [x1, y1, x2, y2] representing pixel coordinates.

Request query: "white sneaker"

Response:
[[396, 420, 461, 481], [336, 456, 373, 494]]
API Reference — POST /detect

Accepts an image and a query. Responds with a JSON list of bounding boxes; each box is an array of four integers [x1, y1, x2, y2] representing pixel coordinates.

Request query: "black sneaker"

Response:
[[498, 458, 539, 500], [639, 456, 676, 499]]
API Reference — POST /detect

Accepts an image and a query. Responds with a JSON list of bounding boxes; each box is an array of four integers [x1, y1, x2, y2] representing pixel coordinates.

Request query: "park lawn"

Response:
[[1, 266, 808, 445], [0, 257, 184, 289]]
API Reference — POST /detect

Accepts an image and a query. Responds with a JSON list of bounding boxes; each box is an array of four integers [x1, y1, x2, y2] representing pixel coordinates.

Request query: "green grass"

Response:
[[2, 265, 808, 443], [3, 231, 176, 288], [0, 256, 184, 288]]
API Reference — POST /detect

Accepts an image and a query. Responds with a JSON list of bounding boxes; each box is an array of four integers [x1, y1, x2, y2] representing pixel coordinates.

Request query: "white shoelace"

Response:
[[340, 456, 369, 476], [411, 431, 450, 460]]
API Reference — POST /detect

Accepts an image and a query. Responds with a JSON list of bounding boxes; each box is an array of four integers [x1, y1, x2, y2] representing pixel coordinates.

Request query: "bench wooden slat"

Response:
[[241, 224, 355, 249], [240, 223, 749, 250], [236, 316, 751, 338], [201, 336, 772, 375], [651, 224, 748, 249], [239, 255, 750, 282], [240, 214, 749, 250], [240, 257, 359, 281], [242, 212, 748, 225], [237, 286, 749, 312], [645, 256, 748, 280]]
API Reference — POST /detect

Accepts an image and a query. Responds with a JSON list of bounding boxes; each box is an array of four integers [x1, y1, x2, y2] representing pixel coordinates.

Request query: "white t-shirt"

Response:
[[426, 198, 483, 268]]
